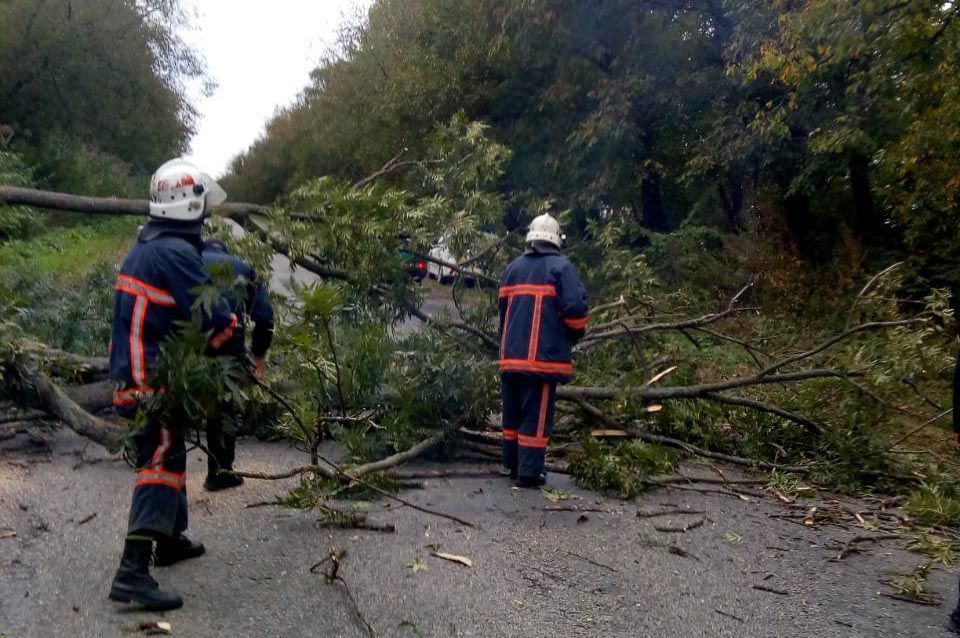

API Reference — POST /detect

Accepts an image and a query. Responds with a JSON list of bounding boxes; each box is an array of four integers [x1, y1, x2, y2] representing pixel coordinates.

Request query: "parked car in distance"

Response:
[[427, 232, 496, 285], [398, 235, 427, 283]]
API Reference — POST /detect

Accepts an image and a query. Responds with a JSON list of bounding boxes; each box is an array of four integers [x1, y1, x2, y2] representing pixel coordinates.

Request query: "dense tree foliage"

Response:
[[224, 0, 960, 290], [0, 0, 207, 182]]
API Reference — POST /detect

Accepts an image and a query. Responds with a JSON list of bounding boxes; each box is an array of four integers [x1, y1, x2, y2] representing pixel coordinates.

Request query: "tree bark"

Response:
[[16, 363, 126, 452], [0, 185, 270, 222]]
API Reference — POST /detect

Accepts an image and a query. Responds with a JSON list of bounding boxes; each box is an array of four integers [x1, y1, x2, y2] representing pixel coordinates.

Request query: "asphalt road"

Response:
[[0, 428, 956, 637]]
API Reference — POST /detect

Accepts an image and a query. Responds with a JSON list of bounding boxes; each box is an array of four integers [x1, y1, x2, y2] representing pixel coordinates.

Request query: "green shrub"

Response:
[[25, 132, 145, 197], [906, 482, 960, 528], [569, 439, 678, 499], [0, 150, 42, 241]]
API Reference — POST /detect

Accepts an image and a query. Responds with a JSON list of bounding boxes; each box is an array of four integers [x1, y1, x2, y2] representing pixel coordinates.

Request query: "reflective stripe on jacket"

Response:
[[109, 227, 237, 407], [498, 248, 588, 383]]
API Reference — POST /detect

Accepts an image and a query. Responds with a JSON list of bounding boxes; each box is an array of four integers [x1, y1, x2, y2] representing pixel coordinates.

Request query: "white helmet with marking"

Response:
[[526, 213, 563, 248], [148, 158, 227, 221]]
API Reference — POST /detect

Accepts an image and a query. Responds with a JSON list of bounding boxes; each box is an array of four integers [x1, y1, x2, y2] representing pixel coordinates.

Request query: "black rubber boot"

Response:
[[109, 538, 183, 610], [204, 473, 244, 491], [948, 579, 960, 634], [499, 466, 518, 480], [154, 534, 206, 567], [949, 607, 960, 634], [515, 473, 547, 489]]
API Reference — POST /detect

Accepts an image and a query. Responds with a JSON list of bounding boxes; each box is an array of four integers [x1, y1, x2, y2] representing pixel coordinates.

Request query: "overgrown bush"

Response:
[[0, 150, 42, 241], [0, 260, 115, 355], [569, 439, 678, 499], [24, 132, 145, 197]]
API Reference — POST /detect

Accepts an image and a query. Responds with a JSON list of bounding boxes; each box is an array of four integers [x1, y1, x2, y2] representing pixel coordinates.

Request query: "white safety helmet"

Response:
[[148, 158, 227, 221], [525, 213, 563, 248]]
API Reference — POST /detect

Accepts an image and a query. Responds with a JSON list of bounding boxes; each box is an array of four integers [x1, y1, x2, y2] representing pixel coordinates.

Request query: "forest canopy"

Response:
[[0, 0, 207, 191], [223, 0, 960, 291]]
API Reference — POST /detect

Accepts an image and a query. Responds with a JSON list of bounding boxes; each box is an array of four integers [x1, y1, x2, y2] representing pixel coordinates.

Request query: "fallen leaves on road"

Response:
[[139, 621, 172, 635], [540, 488, 579, 502], [407, 557, 428, 573], [0, 529, 16, 539], [432, 552, 473, 568]]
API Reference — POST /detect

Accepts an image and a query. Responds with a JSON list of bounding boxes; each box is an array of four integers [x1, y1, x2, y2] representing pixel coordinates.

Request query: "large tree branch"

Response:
[[558, 369, 857, 402], [759, 319, 926, 377], [0, 185, 273, 222], [701, 392, 826, 435], [579, 284, 755, 349], [14, 362, 126, 452], [625, 429, 812, 474], [401, 303, 498, 351]]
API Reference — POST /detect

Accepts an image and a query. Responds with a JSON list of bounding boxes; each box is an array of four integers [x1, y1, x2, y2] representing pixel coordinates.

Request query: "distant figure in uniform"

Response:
[[108, 159, 238, 610], [200, 238, 274, 491], [498, 214, 588, 488]]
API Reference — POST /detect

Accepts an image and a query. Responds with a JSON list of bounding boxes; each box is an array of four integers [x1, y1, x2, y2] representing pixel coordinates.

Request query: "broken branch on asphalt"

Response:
[[236, 378, 473, 527], [830, 533, 901, 562], [653, 517, 706, 533]]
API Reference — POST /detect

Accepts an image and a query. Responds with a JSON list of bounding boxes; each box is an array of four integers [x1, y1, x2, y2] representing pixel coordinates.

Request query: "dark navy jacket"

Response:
[[201, 242, 274, 359], [109, 226, 238, 408], [498, 246, 589, 383]]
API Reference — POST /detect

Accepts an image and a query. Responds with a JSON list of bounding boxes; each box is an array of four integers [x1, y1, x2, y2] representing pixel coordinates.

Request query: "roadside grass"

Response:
[[0, 216, 138, 354], [0, 215, 138, 282]]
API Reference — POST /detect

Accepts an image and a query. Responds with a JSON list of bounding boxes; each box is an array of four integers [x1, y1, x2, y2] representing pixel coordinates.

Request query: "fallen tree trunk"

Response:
[[62, 380, 115, 413], [0, 185, 273, 223], [15, 363, 126, 453]]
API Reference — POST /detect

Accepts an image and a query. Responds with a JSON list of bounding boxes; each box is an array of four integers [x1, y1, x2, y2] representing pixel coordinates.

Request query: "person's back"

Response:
[[111, 231, 234, 407], [199, 239, 275, 491], [498, 215, 588, 487], [108, 159, 237, 612], [499, 247, 588, 381]]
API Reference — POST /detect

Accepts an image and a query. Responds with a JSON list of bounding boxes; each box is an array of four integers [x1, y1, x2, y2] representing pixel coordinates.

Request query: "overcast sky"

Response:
[[180, 0, 372, 179]]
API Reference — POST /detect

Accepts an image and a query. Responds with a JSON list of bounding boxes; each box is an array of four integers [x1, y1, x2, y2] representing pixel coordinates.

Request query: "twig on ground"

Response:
[[556, 548, 618, 573], [653, 517, 706, 533], [637, 508, 707, 519], [77, 513, 97, 526], [879, 592, 942, 607], [832, 533, 900, 561], [715, 609, 745, 623], [318, 511, 396, 533], [752, 584, 789, 596], [544, 505, 610, 513]]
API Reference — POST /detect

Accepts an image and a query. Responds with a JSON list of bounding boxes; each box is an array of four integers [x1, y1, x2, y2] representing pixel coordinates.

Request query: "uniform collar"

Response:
[[139, 219, 204, 250], [525, 241, 562, 256]]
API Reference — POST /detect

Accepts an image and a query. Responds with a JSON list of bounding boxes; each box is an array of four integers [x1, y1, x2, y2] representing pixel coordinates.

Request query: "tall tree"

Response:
[[0, 0, 208, 171]]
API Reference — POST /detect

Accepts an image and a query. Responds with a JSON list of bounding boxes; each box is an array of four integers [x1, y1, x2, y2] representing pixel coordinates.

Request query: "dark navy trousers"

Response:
[[121, 404, 189, 538], [501, 376, 557, 479]]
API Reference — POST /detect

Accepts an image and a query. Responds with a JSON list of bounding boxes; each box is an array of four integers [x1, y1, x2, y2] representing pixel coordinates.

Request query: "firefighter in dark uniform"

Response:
[[200, 238, 274, 491], [108, 159, 238, 610], [499, 214, 589, 488]]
